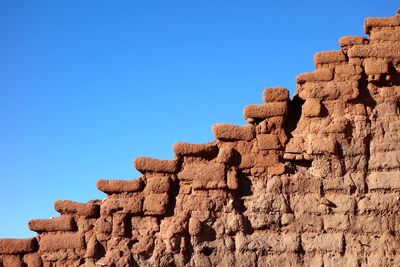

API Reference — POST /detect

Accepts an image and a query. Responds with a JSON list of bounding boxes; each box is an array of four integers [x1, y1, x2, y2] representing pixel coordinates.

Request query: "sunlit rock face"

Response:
[[1, 10, 400, 267]]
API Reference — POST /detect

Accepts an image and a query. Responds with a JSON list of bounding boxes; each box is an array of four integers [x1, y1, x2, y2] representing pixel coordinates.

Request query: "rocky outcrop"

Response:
[[1, 10, 400, 267]]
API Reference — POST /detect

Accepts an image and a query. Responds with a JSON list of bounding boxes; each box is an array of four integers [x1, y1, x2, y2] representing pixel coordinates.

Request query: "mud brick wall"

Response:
[[1, 10, 400, 267]]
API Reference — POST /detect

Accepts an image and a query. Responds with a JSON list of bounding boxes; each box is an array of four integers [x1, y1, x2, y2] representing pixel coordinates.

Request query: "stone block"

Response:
[[134, 157, 179, 174], [314, 50, 347, 67], [364, 58, 389, 75], [256, 134, 281, 150], [54, 200, 100, 218], [370, 29, 400, 42], [367, 171, 400, 190], [212, 124, 255, 141], [334, 64, 363, 81], [243, 102, 288, 120], [217, 146, 235, 164], [262, 87, 289, 102], [348, 42, 400, 59], [23, 253, 42, 267], [96, 178, 143, 194], [145, 175, 171, 193], [296, 68, 334, 84], [227, 169, 238, 190], [302, 233, 344, 253], [28, 216, 75, 233], [303, 98, 322, 117], [2, 255, 23, 267], [358, 193, 400, 214], [144, 193, 170, 215], [112, 214, 127, 237], [101, 196, 143, 215], [299, 80, 359, 101], [323, 214, 349, 231], [369, 151, 400, 170], [39, 233, 84, 252], [173, 142, 218, 158], [308, 137, 336, 155], [338, 36, 368, 47], [178, 163, 225, 182], [0, 238, 37, 254], [364, 16, 400, 34]]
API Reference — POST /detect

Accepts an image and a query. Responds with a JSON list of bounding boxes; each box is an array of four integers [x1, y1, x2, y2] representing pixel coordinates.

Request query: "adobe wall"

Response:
[[1, 10, 400, 267]]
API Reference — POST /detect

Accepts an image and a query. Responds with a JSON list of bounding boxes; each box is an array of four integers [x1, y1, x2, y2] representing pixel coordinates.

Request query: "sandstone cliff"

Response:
[[1, 10, 400, 267]]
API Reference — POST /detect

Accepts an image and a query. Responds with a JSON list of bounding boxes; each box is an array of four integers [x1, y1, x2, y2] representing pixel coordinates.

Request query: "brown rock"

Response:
[[134, 157, 179, 174], [28, 216, 75, 233], [2, 255, 23, 267], [144, 193, 170, 215], [0, 238, 37, 254], [54, 200, 99, 218], [364, 15, 400, 34], [257, 134, 281, 150], [23, 253, 42, 267], [39, 233, 84, 252], [338, 36, 368, 47], [262, 87, 289, 102], [101, 196, 143, 215], [145, 175, 172, 193], [296, 68, 334, 84], [303, 98, 322, 117], [314, 50, 347, 67], [243, 102, 288, 120], [212, 124, 255, 141], [96, 178, 143, 194], [217, 146, 235, 164], [173, 142, 218, 158]]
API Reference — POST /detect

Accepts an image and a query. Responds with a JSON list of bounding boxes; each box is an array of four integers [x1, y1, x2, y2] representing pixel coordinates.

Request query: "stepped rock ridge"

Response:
[[1, 10, 400, 267]]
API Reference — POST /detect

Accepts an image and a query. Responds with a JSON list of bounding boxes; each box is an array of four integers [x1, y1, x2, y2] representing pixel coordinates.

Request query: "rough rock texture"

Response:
[[1, 10, 400, 267]]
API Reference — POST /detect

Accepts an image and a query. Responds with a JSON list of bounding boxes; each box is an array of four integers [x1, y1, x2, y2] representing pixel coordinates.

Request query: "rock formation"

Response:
[[1, 10, 400, 267]]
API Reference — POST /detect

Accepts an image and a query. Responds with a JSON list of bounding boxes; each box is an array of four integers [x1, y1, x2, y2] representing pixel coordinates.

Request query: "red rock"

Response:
[[212, 124, 255, 141], [296, 68, 334, 84], [134, 157, 179, 174], [54, 200, 99, 218], [314, 50, 347, 67], [39, 233, 84, 252], [243, 102, 288, 120], [303, 98, 322, 117], [257, 134, 281, 150], [348, 42, 400, 59], [173, 142, 218, 158], [145, 175, 171, 193], [364, 15, 400, 34], [144, 193, 170, 215], [262, 87, 289, 102], [23, 253, 42, 267], [338, 36, 368, 47], [96, 178, 143, 194], [2, 255, 23, 267], [0, 238, 37, 254], [101, 197, 143, 215], [28, 216, 75, 233]]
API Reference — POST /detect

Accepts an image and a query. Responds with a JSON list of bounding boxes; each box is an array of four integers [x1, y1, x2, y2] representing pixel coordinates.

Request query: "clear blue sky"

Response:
[[0, 1, 398, 237]]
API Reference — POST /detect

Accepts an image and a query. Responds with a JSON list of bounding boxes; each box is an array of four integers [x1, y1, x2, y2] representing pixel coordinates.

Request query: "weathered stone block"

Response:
[[303, 98, 322, 117], [178, 163, 225, 182], [302, 233, 344, 253], [101, 197, 143, 215], [323, 214, 349, 231], [134, 157, 179, 174], [299, 81, 359, 101], [39, 233, 84, 252], [212, 124, 255, 141], [367, 171, 400, 190], [348, 42, 400, 59], [296, 68, 334, 84], [256, 134, 281, 150], [173, 142, 218, 158], [23, 253, 42, 267], [364, 58, 389, 75], [145, 175, 171, 193], [262, 87, 289, 102], [364, 15, 400, 34], [243, 102, 288, 120], [96, 178, 143, 194], [54, 200, 99, 218], [0, 238, 37, 254], [338, 36, 368, 47], [144, 193, 170, 215], [314, 50, 347, 67], [28, 216, 75, 233], [2, 255, 23, 267]]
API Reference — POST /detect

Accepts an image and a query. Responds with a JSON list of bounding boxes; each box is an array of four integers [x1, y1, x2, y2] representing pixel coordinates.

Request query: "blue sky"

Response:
[[0, 1, 398, 237]]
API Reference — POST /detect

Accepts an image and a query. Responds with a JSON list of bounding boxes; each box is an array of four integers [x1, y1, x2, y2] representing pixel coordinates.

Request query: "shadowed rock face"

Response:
[[1, 10, 400, 267]]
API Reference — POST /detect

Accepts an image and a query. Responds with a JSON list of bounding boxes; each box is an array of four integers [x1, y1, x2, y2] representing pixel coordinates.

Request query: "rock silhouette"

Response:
[[1, 9, 400, 267]]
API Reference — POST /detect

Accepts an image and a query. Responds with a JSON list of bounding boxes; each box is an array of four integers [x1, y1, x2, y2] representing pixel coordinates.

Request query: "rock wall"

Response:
[[1, 10, 400, 267]]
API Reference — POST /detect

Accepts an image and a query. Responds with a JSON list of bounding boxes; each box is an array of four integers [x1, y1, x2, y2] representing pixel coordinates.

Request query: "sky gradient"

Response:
[[0, 1, 398, 237]]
